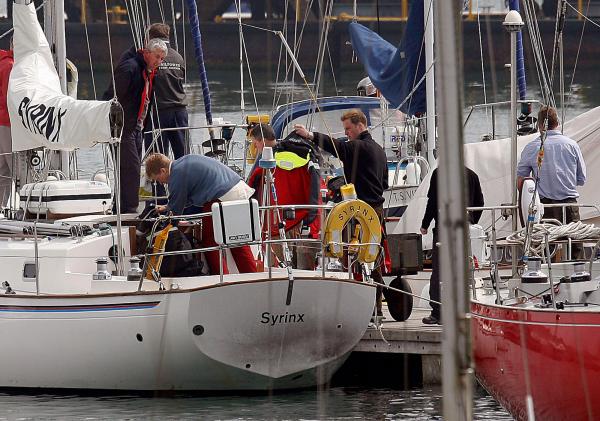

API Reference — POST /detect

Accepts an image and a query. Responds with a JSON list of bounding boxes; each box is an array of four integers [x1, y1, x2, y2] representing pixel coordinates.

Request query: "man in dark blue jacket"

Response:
[[145, 153, 257, 275], [106, 38, 167, 213]]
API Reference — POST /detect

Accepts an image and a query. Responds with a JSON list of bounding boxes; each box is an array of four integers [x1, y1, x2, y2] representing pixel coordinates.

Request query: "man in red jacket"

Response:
[[0, 37, 13, 207], [247, 124, 321, 269]]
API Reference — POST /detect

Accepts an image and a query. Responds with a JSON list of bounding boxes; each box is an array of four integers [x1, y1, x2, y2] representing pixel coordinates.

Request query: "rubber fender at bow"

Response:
[[323, 199, 381, 263]]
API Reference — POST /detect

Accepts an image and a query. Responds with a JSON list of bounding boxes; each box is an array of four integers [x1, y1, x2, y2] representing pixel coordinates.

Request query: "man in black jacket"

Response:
[[295, 109, 388, 317], [420, 167, 484, 325], [107, 38, 167, 213], [144, 23, 189, 159]]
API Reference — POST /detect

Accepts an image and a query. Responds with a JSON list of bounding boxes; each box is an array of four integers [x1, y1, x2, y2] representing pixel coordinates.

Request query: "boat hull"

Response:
[[0, 277, 374, 391], [471, 301, 600, 420]]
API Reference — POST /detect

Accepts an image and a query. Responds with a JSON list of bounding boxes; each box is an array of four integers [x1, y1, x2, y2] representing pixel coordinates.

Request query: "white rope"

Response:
[[507, 221, 600, 257]]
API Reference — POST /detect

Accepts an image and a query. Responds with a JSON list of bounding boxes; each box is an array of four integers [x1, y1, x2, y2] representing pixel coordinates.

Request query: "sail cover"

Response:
[[389, 106, 600, 246], [349, 0, 426, 115], [8, 2, 113, 151]]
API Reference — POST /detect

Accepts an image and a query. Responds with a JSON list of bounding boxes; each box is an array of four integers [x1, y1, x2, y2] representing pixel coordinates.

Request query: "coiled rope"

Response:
[[507, 220, 600, 256]]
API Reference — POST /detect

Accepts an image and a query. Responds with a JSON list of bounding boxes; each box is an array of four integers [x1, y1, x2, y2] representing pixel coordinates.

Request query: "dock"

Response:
[[334, 274, 443, 388]]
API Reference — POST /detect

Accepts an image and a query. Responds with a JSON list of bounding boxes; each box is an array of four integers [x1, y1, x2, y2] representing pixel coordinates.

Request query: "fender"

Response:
[[145, 223, 173, 280], [323, 199, 382, 263]]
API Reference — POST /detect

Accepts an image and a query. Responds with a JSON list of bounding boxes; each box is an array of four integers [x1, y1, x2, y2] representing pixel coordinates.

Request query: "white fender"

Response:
[[519, 178, 544, 227]]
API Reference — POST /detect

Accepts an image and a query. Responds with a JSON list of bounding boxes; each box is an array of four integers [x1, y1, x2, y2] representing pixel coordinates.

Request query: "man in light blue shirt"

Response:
[[517, 106, 586, 257]]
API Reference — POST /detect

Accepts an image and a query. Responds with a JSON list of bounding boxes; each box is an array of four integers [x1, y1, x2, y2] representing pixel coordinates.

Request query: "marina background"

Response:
[[1, 66, 598, 421], [1, 7, 599, 420]]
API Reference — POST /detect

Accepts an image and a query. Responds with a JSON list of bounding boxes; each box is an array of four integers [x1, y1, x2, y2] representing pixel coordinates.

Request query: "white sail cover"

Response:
[[8, 2, 113, 151], [390, 106, 600, 245]]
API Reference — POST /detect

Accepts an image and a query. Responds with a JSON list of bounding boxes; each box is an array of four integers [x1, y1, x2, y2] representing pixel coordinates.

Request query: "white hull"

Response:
[[0, 274, 374, 391]]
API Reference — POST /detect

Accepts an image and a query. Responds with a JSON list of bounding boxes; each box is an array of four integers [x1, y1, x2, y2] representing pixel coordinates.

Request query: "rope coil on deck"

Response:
[[506, 220, 600, 256]]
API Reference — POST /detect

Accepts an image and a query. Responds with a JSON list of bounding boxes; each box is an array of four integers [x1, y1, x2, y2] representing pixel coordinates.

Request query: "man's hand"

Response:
[[294, 124, 312, 140], [420, 227, 427, 235], [155, 205, 167, 214]]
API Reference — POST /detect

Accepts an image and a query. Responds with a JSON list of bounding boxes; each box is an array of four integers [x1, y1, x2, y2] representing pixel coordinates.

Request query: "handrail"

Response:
[[469, 202, 600, 303], [463, 99, 543, 137]]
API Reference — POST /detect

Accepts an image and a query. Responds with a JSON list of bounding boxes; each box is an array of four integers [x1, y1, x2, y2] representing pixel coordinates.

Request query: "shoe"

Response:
[[422, 315, 441, 325], [370, 315, 385, 324]]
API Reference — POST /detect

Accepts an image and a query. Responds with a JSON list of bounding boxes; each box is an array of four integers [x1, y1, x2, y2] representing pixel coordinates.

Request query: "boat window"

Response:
[[23, 263, 37, 279]]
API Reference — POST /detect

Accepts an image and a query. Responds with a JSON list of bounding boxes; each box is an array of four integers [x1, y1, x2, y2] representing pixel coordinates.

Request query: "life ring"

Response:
[[323, 199, 382, 263]]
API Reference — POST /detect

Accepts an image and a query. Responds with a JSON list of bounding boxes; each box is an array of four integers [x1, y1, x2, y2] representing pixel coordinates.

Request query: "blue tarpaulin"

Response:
[[349, 0, 426, 115]]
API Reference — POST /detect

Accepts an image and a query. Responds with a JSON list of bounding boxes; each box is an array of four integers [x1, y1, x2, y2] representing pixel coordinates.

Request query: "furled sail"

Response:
[[8, 2, 114, 151], [348, 0, 425, 116]]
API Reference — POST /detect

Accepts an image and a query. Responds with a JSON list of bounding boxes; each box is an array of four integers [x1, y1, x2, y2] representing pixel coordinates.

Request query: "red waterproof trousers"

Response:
[[201, 202, 257, 274]]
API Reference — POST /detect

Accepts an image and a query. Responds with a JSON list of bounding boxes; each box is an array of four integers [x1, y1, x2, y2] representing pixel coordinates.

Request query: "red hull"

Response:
[[471, 301, 600, 421]]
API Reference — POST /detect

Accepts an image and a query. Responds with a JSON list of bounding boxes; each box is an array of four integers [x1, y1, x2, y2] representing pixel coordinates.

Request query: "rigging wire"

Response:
[[82, 2, 96, 100], [522, 0, 554, 107], [271, 3, 312, 118], [475, 0, 490, 132], [234, 0, 246, 124], [312, 0, 334, 105], [564, 1, 592, 115], [171, 0, 179, 52]]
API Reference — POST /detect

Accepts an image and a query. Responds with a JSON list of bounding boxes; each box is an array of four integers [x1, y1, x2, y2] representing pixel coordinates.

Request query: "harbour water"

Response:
[[5, 66, 599, 419], [0, 386, 512, 420]]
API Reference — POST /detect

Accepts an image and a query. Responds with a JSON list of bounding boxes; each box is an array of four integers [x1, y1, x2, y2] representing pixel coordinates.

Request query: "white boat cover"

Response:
[[8, 2, 113, 151], [390, 106, 600, 246]]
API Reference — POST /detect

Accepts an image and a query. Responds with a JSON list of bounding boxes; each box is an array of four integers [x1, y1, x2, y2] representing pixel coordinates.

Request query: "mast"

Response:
[[434, 0, 472, 419], [504, 10, 524, 278], [44, 0, 67, 94], [424, 0, 435, 164], [44, 0, 70, 177]]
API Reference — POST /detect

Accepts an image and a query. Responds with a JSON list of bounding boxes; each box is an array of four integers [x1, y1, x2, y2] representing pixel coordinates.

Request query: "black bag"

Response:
[[160, 230, 204, 277]]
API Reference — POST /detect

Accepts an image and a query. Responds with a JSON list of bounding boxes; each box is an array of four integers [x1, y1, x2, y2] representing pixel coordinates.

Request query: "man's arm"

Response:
[[517, 176, 525, 192], [575, 145, 587, 186], [165, 172, 189, 215], [468, 170, 484, 224], [421, 170, 437, 231], [294, 124, 348, 160], [112, 62, 132, 102]]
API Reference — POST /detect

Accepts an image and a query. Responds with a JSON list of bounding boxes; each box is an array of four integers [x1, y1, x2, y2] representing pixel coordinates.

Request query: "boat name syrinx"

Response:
[[260, 311, 305, 326], [18, 96, 67, 143]]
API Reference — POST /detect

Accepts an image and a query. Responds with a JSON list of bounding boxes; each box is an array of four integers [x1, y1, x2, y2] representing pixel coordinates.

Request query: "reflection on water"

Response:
[[0, 386, 512, 420]]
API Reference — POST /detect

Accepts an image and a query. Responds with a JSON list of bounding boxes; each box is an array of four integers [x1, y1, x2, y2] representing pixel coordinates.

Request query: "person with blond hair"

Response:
[[144, 153, 257, 274], [294, 109, 388, 318]]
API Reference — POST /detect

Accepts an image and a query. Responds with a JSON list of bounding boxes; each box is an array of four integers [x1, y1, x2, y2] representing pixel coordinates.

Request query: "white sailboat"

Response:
[[0, 1, 376, 391]]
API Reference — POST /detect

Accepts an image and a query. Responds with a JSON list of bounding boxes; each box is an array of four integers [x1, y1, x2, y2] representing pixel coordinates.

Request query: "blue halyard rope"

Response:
[[185, 0, 214, 135]]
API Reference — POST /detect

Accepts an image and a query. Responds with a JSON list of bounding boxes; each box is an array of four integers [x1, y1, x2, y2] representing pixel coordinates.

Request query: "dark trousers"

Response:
[[372, 206, 385, 315], [343, 205, 385, 315], [429, 229, 441, 320], [144, 107, 189, 160], [119, 128, 142, 213], [541, 196, 583, 259]]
